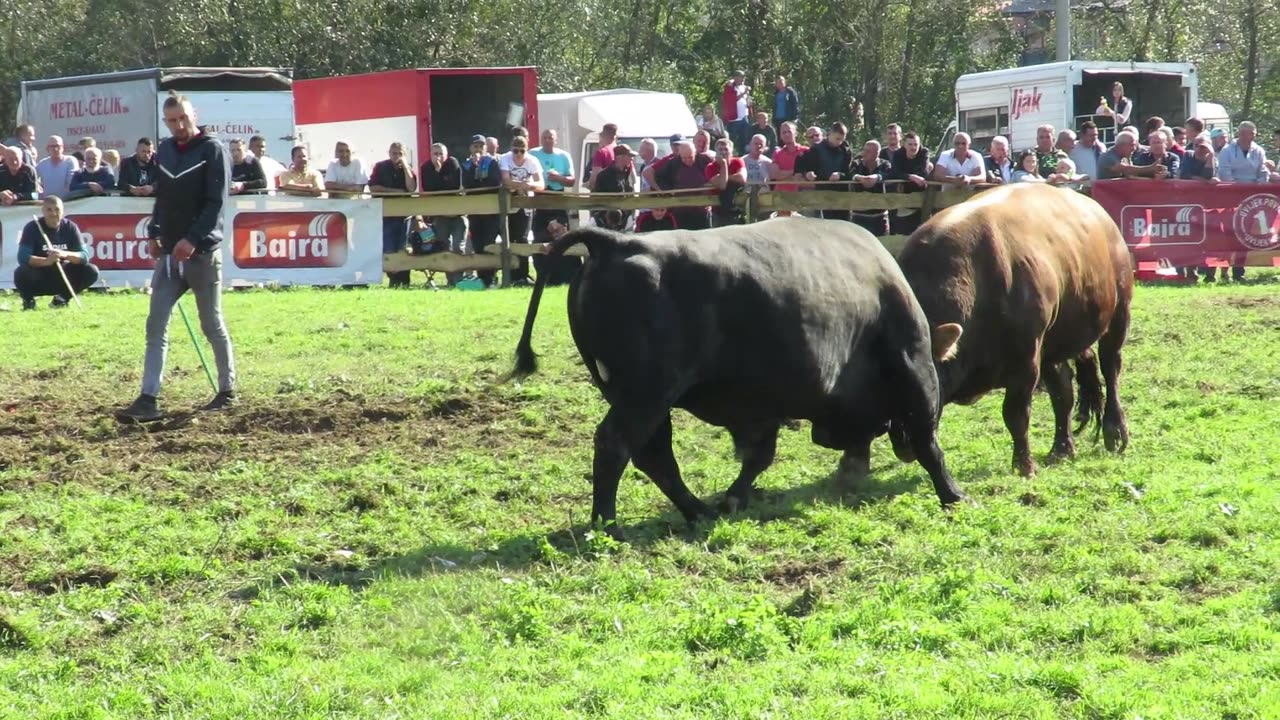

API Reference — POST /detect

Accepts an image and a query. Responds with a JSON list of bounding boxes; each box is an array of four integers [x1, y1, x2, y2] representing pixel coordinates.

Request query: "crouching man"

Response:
[[14, 196, 99, 310]]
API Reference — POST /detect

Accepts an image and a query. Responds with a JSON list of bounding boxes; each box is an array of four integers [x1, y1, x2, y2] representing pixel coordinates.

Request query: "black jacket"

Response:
[[232, 158, 268, 191], [0, 165, 39, 201], [797, 141, 853, 189], [147, 132, 229, 255], [420, 157, 462, 192], [118, 155, 159, 190]]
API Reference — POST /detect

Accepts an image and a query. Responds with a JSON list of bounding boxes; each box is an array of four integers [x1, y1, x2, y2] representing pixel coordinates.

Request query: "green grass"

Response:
[[2, 276, 1279, 719]]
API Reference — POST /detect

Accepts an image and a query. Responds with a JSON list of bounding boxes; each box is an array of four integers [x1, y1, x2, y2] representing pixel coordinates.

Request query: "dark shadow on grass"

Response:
[[227, 464, 926, 601]]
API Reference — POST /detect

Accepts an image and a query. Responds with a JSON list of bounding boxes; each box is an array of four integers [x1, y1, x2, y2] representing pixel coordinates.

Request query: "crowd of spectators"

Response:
[[4, 73, 1278, 287]]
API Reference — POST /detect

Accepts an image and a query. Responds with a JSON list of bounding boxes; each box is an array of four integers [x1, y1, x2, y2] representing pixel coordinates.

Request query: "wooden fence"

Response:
[[377, 180, 1070, 285]]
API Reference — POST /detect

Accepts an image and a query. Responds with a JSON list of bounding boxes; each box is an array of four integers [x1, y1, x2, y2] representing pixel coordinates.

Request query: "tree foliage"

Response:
[[1, 0, 1275, 146]]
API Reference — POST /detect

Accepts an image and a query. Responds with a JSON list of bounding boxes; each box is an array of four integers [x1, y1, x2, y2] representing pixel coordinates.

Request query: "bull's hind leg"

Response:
[[721, 423, 780, 513], [630, 414, 717, 527], [592, 408, 714, 539], [1099, 301, 1131, 453], [1041, 361, 1076, 461]]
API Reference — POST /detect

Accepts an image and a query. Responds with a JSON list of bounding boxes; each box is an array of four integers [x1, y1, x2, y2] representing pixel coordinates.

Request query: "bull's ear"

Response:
[[932, 323, 963, 362]]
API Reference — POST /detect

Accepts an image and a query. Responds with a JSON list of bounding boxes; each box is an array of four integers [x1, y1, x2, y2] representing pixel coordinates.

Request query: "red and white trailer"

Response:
[[293, 67, 539, 170]]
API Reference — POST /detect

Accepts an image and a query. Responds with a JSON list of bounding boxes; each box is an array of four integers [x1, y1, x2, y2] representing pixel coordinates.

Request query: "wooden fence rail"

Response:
[[380, 181, 1087, 283]]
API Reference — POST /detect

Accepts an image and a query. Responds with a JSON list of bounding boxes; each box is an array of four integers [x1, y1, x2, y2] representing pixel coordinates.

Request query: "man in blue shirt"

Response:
[[527, 128, 579, 285], [772, 76, 800, 140], [14, 196, 100, 310]]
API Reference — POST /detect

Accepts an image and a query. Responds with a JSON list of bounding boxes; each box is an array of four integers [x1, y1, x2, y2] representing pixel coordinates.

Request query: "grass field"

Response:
[[2, 275, 1280, 719]]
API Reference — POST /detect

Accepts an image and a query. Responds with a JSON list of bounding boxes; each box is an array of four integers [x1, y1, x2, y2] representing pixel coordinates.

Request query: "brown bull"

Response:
[[893, 182, 1133, 475]]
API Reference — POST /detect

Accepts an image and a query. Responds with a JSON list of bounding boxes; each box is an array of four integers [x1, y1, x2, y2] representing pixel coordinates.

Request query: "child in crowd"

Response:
[[635, 207, 679, 233]]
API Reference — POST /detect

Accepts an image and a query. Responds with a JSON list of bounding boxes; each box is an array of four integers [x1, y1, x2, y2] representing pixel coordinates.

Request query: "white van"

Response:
[[942, 61, 1199, 154], [537, 89, 698, 225]]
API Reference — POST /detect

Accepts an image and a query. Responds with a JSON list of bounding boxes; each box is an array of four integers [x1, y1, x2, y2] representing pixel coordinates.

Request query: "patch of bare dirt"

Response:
[[761, 558, 845, 588], [23, 566, 118, 595], [0, 389, 529, 495]]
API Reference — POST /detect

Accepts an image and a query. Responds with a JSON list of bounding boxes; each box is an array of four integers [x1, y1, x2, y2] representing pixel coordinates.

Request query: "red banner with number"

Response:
[[1090, 179, 1280, 268]]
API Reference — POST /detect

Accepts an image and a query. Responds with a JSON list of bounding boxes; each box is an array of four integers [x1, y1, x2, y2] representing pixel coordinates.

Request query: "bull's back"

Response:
[[572, 217, 925, 418], [900, 184, 1127, 369]]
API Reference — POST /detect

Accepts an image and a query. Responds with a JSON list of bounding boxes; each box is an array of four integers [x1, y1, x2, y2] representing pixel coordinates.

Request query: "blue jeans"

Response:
[[727, 119, 749, 154], [382, 217, 411, 287]]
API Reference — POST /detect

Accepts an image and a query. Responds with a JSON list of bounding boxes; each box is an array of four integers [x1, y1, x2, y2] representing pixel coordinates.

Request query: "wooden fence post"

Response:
[[498, 187, 513, 288], [921, 184, 938, 222], [746, 186, 760, 222]]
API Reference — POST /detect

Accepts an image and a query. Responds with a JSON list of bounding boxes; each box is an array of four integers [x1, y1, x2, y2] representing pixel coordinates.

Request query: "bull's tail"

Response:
[[509, 227, 597, 379], [1073, 348, 1104, 440]]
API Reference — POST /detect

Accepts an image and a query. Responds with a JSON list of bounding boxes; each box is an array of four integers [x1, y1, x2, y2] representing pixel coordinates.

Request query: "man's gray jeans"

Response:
[[433, 216, 469, 285], [142, 251, 236, 397]]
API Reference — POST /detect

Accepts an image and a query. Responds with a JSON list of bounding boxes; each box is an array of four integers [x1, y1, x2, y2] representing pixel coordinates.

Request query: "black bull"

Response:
[[510, 217, 966, 537]]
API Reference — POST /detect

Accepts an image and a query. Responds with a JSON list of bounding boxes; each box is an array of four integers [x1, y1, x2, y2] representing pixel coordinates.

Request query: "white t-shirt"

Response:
[[499, 151, 544, 185], [325, 158, 369, 187], [498, 152, 544, 220], [735, 85, 750, 120], [744, 154, 773, 186], [937, 149, 985, 189]]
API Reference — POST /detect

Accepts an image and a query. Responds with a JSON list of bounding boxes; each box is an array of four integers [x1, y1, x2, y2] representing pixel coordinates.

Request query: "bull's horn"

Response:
[[932, 323, 963, 362]]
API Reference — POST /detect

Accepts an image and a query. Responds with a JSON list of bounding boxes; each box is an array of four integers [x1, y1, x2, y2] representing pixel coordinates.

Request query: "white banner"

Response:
[[21, 78, 158, 153], [0, 195, 383, 289]]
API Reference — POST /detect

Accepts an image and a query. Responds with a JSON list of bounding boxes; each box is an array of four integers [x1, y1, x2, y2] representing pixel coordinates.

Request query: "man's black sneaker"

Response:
[[116, 394, 163, 423], [201, 391, 237, 412], [21, 297, 36, 311], [50, 295, 69, 308]]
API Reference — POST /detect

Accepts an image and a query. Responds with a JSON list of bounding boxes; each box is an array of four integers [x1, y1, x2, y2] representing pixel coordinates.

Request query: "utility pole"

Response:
[[1056, 0, 1072, 61]]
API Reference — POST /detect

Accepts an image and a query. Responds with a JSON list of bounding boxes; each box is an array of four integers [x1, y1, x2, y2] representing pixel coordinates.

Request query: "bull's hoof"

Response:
[[835, 455, 871, 491], [1047, 442, 1075, 464], [1014, 456, 1038, 477], [590, 520, 626, 542], [719, 491, 750, 515], [682, 502, 718, 527], [939, 491, 970, 509], [1104, 422, 1129, 453]]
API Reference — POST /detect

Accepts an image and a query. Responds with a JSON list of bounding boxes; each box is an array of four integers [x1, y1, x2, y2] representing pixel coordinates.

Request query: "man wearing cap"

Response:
[[1209, 128, 1229, 155], [641, 133, 685, 190], [721, 71, 753, 154], [591, 143, 635, 230], [1178, 134, 1218, 282], [461, 134, 503, 287]]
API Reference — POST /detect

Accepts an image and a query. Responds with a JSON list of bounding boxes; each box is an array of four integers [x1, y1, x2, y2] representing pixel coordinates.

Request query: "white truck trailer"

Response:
[[17, 66, 296, 153]]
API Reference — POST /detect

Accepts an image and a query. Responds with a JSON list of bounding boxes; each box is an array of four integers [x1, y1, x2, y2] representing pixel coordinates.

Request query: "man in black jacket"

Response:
[[797, 121, 853, 221], [118, 138, 159, 197], [117, 94, 236, 422], [229, 138, 268, 194], [419, 142, 465, 286], [0, 145, 40, 205], [461, 134, 503, 287], [848, 140, 892, 236]]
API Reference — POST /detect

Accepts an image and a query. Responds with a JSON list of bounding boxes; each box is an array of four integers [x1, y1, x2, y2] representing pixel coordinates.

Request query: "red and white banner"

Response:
[[1091, 179, 1280, 268], [0, 195, 383, 289]]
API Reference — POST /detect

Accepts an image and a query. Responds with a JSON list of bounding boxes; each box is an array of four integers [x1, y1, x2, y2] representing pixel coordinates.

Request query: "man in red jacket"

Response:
[[721, 71, 752, 156]]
